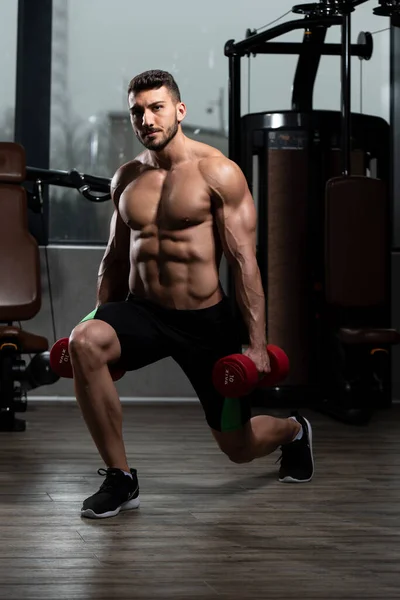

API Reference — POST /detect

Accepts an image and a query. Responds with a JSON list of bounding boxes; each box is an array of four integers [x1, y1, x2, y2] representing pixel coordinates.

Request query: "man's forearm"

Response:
[[96, 259, 130, 307], [232, 259, 267, 348]]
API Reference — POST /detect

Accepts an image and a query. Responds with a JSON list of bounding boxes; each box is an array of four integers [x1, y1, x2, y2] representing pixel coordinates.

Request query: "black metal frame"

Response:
[[14, 0, 53, 245], [236, 110, 391, 419], [225, 3, 373, 167], [224, 0, 399, 422], [341, 9, 353, 175], [224, 2, 375, 306]]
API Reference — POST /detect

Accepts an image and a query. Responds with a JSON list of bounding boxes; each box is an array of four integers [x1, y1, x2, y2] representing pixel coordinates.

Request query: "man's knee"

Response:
[[212, 428, 254, 464], [223, 446, 253, 464], [70, 321, 97, 353], [69, 320, 120, 366]]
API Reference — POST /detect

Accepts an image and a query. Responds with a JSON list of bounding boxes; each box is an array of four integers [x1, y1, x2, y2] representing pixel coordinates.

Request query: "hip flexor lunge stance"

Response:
[[69, 70, 314, 519]]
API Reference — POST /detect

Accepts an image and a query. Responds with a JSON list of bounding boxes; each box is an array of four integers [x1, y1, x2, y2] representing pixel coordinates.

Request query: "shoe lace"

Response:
[[96, 468, 123, 493]]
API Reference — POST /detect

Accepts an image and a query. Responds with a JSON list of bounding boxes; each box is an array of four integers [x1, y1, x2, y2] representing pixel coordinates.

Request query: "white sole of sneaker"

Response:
[[81, 495, 140, 519], [279, 417, 314, 483]]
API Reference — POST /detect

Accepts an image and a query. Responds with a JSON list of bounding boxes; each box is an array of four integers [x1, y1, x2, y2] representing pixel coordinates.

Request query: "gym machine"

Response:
[[225, 0, 400, 425], [0, 142, 111, 432]]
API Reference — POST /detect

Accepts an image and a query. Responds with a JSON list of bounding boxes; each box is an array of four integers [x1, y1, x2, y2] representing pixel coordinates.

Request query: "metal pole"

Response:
[[227, 50, 242, 166], [247, 41, 371, 58], [228, 16, 341, 56], [226, 50, 242, 309], [341, 10, 352, 176], [15, 0, 53, 244]]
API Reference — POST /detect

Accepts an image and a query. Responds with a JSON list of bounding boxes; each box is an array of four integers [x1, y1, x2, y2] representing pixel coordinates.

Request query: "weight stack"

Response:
[[266, 148, 310, 386]]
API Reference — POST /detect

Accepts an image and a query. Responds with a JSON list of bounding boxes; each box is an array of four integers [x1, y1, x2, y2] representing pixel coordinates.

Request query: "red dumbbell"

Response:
[[212, 344, 289, 398], [49, 337, 126, 382]]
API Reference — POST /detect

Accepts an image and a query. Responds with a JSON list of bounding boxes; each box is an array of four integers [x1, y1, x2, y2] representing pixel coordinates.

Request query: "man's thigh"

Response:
[[87, 297, 171, 371], [175, 352, 252, 444]]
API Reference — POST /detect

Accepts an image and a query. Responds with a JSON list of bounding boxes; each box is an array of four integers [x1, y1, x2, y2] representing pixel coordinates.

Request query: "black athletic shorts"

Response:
[[81, 293, 251, 432]]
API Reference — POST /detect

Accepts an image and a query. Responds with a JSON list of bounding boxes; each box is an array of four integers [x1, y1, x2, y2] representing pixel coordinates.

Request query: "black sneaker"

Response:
[[81, 467, 140, 519], [278, 413, 314, 483]]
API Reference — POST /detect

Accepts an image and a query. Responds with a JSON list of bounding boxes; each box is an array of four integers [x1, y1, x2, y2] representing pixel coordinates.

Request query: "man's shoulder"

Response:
[[189, 138, 238, 172], [111, 156, 151, 202], [197, 151, 242, 186], [194, 148, 248, 204]]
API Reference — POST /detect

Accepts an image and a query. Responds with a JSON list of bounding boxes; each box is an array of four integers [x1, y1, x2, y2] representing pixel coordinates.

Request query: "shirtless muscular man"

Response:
[[69, 70, 314, 519]]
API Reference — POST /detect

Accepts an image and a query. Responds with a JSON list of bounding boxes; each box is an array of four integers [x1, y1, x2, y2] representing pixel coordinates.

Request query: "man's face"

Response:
[[128, 86, 185, 151]]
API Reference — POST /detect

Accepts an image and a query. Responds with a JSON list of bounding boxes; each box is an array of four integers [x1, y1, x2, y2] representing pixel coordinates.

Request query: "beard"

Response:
[[138, 119, 179, 151]]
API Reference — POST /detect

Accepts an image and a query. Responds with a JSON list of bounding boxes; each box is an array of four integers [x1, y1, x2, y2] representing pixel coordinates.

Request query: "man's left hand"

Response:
[[243, 345, 271, 378]]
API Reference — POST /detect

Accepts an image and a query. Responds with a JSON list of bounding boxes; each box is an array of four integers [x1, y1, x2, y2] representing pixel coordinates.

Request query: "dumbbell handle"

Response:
[[212, 344, 289, 398]]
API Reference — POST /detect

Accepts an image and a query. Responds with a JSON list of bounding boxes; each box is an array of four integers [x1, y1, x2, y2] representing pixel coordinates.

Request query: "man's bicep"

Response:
[[201, 156, 257, 263], [110, 209, 131, 259], [108, 164, 135, 260]]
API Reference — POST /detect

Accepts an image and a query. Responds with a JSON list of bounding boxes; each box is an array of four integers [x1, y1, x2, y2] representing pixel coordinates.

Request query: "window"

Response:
[[0, 0, 18, 142], [49, 1, 392, 243], [49, 0, 300, 243]]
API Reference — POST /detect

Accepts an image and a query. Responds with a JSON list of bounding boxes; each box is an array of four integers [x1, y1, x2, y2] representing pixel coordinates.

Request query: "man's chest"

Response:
[[119, 168, 213, 230]]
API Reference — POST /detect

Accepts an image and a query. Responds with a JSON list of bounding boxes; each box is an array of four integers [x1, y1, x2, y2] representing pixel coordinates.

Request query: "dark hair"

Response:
[[127, 70, 181, 102]]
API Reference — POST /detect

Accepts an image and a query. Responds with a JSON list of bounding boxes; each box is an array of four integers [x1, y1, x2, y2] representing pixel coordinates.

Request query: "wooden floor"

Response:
[[0, 401, 400, 600]]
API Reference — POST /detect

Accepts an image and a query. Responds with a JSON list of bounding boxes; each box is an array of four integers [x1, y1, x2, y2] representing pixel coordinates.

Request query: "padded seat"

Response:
[[0, 142, 44, 324], [0, 326, 48, 353], [338, 327, 400, 346], [0, 143, 48, 355]]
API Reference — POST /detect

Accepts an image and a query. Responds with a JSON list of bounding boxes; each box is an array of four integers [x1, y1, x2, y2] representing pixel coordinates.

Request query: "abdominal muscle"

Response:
[[128, 225, 224, 310]]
